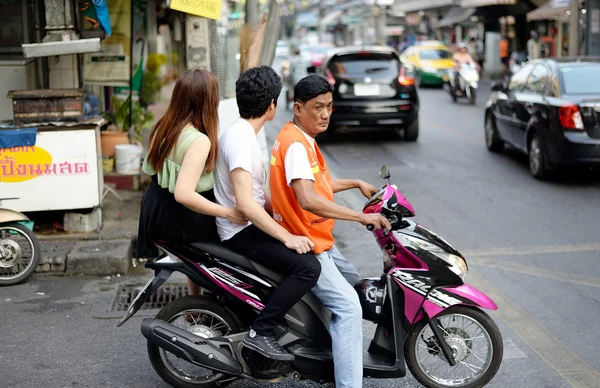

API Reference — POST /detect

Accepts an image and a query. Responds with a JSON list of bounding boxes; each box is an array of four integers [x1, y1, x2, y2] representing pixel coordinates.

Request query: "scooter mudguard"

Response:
[[422, 283, 498, 319]]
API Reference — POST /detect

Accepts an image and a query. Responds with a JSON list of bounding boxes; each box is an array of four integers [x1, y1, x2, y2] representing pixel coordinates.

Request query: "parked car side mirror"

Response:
[[490, 81, 504, 92], [307, 66, 317, 74]]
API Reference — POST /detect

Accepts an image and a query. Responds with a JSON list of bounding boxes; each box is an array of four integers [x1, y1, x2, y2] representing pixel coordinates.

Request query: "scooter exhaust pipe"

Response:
[[141, 318, 243, 375]]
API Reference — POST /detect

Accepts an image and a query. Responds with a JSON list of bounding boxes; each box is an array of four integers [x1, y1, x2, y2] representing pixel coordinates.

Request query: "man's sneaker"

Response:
[[242, 330, 295, 361]]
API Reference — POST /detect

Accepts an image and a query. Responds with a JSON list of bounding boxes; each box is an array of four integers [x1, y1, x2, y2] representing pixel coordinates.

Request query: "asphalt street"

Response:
[[2, 80, 600, 388]]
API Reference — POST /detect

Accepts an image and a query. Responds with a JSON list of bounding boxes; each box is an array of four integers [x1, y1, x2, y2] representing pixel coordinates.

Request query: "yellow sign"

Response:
[[0, 146, 92, 184], [0, 146, 53, 183], [170, 0, 223, 21]]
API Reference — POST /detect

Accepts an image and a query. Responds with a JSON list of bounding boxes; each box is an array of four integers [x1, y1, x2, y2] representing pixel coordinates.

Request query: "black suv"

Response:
[[308, 46, 419, 140]]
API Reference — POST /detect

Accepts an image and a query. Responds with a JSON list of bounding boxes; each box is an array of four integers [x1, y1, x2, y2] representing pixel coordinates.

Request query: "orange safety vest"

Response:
[[500, 39, 509, 58], [270, 122, 335, 254]]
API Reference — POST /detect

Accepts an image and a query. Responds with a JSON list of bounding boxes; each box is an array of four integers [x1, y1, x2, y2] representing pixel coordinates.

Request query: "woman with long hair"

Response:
[[137, 68, 246, 295]]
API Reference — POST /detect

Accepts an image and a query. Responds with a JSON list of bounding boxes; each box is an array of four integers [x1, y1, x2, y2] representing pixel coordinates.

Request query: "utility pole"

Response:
[[586, 0, 600, 55], [259, 0, 283, 66], [568, 0, 579, 56], [246, 0, 259, 28]]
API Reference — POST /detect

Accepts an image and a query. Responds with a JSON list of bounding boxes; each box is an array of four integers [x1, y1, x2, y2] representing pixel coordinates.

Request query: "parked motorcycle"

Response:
[[119, 166, 503, 388], [445, 62, 479, 105], [0, 198, 41, 286]]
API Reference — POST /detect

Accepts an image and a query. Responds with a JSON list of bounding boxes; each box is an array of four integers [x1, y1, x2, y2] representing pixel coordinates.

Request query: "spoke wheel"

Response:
[[0, 223, 40, 286], [148, 296, 240, 388], [406, 306, 503, 388]]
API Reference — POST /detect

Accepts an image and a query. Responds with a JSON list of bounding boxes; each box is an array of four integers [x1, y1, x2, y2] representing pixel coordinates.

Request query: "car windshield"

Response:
[[560, 64, 600, 94], [419, 49, 452, 60], [328, 53, 399, 77]]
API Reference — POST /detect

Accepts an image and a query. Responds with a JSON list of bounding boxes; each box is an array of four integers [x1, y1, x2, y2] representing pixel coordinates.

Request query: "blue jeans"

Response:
[[313, 246, 362, 388]]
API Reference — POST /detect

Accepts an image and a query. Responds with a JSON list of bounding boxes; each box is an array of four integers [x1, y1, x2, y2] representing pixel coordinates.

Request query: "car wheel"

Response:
[[528, 133, 552, 179], [404, 118, 419, 141], [485, 112, 504, 153]]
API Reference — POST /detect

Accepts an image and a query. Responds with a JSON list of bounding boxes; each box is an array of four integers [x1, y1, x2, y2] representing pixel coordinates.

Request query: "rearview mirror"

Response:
[[307, 66, 317, 74], [380, 165, 390, 180], [490, 81, 504, 92]]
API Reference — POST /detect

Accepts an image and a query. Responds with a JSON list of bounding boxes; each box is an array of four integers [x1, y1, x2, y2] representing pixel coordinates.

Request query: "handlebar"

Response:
[[366, 224, 390, 237]]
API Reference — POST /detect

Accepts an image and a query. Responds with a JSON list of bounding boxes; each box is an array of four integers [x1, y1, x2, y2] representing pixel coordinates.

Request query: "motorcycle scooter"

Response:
[[0, 198, 41, 286], [119, 165, 503, 388], [445, 62, 479, 105]]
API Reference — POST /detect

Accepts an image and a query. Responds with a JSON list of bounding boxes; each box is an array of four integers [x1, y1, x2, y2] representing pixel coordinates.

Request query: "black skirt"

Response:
[[136, 175, 219, 258]]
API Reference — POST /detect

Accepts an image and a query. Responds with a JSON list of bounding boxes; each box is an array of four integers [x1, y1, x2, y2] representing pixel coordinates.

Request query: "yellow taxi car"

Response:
[[399, 43, 454, 86]]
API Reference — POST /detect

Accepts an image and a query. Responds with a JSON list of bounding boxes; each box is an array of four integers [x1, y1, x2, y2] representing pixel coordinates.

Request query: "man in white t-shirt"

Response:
[[214, 66, 321, 361], [269, 74, 390, 388]]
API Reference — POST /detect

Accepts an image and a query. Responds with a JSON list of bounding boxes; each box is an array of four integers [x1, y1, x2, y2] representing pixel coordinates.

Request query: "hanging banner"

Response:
[[83, 0, 132, 86], [170, 0, 223, 21], [186, 16, 211, 70]]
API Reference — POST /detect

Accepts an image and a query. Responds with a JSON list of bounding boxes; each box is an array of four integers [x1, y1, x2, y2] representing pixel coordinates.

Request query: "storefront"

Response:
[[527, 0, 586, 57]]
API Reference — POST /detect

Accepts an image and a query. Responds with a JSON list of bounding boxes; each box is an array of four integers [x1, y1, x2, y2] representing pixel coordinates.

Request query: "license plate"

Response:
[[354, 84, 380, 96]]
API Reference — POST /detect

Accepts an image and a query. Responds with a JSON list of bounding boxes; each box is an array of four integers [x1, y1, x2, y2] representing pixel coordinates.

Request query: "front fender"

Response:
[[0, 208, 29, 223], [422, 284, 498, 319]]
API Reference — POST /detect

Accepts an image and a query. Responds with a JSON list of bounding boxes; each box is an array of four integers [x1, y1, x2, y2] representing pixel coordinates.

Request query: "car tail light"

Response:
[[398, 67, 415, 86], [325, 68, 335, 86], [398, 75, 415, 86], [559, 104, 584, 130]]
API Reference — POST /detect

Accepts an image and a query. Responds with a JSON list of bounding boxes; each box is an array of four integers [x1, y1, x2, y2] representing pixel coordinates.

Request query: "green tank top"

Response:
[[142, 126, 214, 193]]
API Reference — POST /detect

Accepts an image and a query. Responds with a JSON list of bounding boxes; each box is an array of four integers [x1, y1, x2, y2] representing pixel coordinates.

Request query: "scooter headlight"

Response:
[[395, 232, 468, 280], [433, 252, 468, 280]]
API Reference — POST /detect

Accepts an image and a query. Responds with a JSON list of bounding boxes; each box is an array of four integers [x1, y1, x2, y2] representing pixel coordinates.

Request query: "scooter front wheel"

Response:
[[0, 223, 40, 286], [405, 305, 503, 388], [468, 87, 477, 105]]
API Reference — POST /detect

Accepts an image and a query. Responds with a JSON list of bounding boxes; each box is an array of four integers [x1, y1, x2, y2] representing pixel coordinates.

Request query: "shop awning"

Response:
[[460, 0, 516, 7], [435, 6, 476, 27], [527, 0, 578, 21]]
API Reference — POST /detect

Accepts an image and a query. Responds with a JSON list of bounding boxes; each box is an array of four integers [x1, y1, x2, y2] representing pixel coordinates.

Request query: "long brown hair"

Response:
[[147, 68, 220, 173]]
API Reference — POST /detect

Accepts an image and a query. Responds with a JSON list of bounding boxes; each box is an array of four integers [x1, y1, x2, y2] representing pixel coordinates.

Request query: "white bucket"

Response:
[[115, 144, 143, 175]]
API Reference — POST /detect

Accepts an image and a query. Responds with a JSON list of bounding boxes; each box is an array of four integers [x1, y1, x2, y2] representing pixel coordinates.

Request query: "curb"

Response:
[[37, 221, 138, 276]]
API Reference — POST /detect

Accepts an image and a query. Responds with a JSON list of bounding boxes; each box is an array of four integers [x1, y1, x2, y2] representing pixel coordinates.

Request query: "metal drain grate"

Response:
[[110, 284, 189, 312]]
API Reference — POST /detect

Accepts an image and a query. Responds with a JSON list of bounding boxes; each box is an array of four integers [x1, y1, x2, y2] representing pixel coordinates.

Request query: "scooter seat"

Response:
[[190, 242, 284, 284], [190, 242, 257, 272]]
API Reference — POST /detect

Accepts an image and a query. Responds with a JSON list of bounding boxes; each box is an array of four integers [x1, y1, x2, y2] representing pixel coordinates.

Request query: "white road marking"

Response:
[[469, 271, 600, 388]]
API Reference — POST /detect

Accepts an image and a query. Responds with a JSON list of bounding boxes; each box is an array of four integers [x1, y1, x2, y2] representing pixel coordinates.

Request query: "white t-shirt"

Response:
[[284, 125, 317, 186], [214, 118, 266, 241]]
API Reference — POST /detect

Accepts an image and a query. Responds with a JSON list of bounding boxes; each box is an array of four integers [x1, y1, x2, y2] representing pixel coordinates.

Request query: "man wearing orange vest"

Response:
[[270, 75, 391, 388]]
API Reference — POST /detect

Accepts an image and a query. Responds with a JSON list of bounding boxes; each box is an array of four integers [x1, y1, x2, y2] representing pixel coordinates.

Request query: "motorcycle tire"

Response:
[[469, 88, 477, 105], [147, 296, 241, 388], [405, 305, 503, 388], [0, 222, 41, 286]]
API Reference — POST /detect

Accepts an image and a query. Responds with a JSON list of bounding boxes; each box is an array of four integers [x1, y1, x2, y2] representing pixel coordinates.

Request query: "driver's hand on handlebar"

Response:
[[357, 180, 379, 199], [360, 213, 392, 231], [284, 234, 315, 254]]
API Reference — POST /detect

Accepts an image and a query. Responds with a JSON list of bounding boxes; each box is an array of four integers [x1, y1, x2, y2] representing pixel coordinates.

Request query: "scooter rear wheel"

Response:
[[147, 296, 240, 388], [405, 305, 503, 388], [0, 223, 40, 286]]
